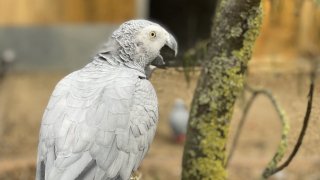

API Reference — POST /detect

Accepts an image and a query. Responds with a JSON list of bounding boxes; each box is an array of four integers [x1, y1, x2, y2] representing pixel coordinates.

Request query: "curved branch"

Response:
[[262, 69, 316, 178], [226, 85, 290, 171], [225, 92, 258, 167], [255, 88, 289, 179]]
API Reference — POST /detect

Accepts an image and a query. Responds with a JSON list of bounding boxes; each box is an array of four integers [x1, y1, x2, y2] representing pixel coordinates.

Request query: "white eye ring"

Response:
[[150, 31, 156, 38]]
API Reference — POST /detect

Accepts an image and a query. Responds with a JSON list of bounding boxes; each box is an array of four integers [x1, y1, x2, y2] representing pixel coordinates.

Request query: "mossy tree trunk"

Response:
[[181, 0, 263, 179]]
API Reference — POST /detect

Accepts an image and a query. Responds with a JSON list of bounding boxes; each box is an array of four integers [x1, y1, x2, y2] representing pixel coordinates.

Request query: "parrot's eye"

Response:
[[149, 31, 156, 38]]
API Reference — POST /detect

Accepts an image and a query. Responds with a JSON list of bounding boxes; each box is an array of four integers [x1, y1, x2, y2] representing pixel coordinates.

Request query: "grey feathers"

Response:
[[36, 19, 178, 180], [111, 20, 156, 63], [37, 62, 158, 180]]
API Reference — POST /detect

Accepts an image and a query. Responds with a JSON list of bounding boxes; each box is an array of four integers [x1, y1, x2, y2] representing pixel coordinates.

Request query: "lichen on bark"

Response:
[[181, 0, 263, 179]]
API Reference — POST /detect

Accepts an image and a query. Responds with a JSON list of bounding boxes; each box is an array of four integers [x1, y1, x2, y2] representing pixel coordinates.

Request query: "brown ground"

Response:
[[0, 63, 319, 180]]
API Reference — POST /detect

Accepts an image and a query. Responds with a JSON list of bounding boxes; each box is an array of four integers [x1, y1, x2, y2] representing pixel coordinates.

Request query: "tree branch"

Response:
[[225, 91, 257, 167], [181, 0, 263, 178], [262, 67, 316, 178], [226, 85, 290, 171]]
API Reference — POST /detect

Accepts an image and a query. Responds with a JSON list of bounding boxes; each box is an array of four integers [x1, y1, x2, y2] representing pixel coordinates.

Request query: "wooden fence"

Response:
[[0, 0, 136, 25]]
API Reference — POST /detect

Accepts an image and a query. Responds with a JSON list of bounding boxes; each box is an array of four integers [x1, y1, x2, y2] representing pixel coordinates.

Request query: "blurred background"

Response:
[[0, 0, 319, 179]]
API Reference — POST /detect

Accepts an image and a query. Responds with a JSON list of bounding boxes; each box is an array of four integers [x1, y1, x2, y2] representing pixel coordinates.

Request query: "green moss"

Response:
[[260, 92, 290, 179], [233, 6, 263, 64], [182, 0, 263, 179], [230, 24, 243, 38]]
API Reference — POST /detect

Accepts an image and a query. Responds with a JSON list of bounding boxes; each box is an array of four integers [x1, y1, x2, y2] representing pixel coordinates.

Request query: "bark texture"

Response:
[[181, 0, 263, 179]]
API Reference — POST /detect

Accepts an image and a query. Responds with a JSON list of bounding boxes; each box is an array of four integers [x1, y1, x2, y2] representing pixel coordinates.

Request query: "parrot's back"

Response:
[[36, 59, 159, 180]]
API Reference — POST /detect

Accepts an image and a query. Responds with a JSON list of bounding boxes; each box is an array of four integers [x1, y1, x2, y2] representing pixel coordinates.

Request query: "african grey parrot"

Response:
[[36, 20, 177, 180], [169, 99, 189, 143]]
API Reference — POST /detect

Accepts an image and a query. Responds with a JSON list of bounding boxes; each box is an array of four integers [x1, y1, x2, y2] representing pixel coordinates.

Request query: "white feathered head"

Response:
[[98, 20, 178, 73]]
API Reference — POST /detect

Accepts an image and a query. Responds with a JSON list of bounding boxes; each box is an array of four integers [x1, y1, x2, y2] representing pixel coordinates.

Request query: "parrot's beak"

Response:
[[166, 33, 178, 57], [151, 54, 166, 69], [151, 33, 178, 69]]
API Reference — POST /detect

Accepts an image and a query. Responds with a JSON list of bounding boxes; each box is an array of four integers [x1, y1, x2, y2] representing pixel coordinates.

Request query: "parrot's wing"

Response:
[[36, 66, 158, 180], [91, 77, 159, 180]]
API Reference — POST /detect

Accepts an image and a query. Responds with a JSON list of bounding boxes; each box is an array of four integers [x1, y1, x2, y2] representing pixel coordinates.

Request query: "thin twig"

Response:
[[226, 92, 258, 167], [226, 63, 316, 178], [257, 88, 289, 179], [226, 85, 289, 171], [263, 67, 316, 178]]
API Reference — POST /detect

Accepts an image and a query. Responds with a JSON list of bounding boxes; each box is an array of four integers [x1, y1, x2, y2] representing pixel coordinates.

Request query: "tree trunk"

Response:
[[181, 0, 263, 179]]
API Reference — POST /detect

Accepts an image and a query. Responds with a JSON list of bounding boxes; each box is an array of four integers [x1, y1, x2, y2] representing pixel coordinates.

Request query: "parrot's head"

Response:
[[104, 20, 178, 73], [133, 22, 178, 68]]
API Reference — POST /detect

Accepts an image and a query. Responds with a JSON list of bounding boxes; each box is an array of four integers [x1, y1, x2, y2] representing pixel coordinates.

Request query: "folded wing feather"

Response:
[[36, 63, 158, 180]]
